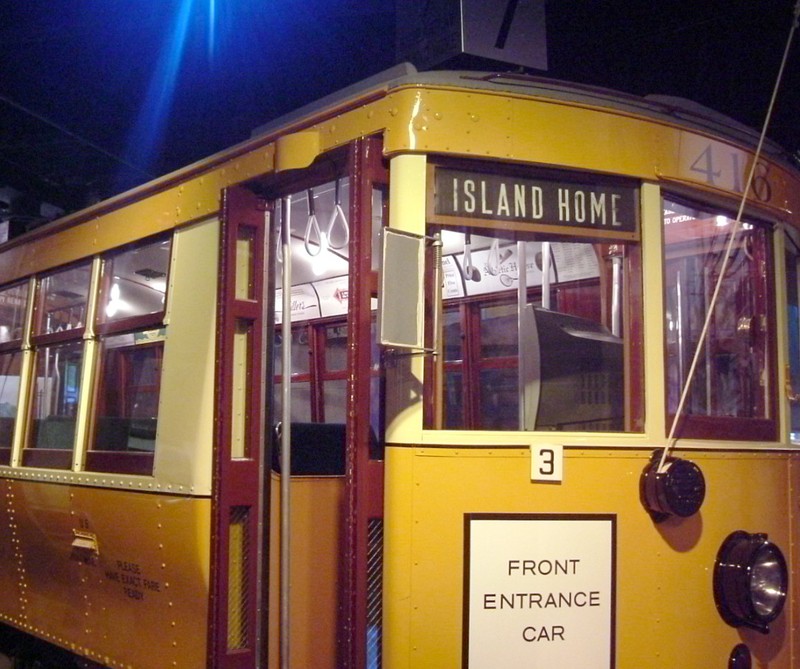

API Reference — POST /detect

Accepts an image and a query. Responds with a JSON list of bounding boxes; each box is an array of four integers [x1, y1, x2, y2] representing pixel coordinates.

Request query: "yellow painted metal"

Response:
[[384, 445, 799, 668], [275, 131, 321, 173], [773, 230, 792, 440], [0, 479, 211, 669], [639, 183, 668, 441], [267, 474, 345, 669], [0, 146, 273, 286], [384, 154, 427, 445], [156, 217, 219, 495], [1, 78, 796, 293]]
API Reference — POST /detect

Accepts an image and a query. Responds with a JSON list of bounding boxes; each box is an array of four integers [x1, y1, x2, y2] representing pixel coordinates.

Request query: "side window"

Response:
[[785, 230, 800, 443], [663, 199, 774, 440], [87, 236, 171, 475], [24, 263, 92, 468], [0, 282, 30, 463]]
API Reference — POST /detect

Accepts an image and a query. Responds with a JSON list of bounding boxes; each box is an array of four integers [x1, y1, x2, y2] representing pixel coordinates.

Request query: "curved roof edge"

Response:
[[252, 62, 791, 167]]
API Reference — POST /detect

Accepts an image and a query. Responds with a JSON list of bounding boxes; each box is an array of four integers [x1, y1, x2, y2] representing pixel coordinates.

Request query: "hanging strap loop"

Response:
[[303, 188, 323, 257], [326, 179, 350, 250]]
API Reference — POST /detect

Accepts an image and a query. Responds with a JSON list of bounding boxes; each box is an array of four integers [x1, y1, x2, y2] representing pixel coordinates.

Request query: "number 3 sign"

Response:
[[531, 444, 563, 482]]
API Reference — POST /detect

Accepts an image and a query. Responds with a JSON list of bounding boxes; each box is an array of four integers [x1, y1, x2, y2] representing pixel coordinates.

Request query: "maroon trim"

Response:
[[94, 312, 166, 337], [343, 136, 387, 669], [31, 327, 86, 347], [21, 448, 72, 469], [209, 185, 268, 669], [666, 415, 777, 442], [84, 451, 154, 475]]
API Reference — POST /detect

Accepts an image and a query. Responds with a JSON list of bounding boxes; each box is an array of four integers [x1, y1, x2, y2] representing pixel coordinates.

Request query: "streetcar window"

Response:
[[0, 282, 28, 344], [663, 199, 774, 440], [784, 230, 800, 443], [23, 263, 91, 468], [96, 237, 171, 331], [431, 233, 638, 431], [26, 341, 83, 463], [0, 351, 22, 458], [0, 282, 29, 462], [36, 264, 91, 335], [89, 332, 163, 473], [87, 237, 171, 475]]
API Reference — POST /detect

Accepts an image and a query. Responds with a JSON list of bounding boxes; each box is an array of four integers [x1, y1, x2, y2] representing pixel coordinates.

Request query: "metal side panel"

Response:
[[0, 480, 211, 669]]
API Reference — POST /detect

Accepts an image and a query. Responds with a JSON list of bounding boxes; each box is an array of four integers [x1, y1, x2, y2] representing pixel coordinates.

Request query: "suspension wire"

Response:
[[660, 0, 800, 472]]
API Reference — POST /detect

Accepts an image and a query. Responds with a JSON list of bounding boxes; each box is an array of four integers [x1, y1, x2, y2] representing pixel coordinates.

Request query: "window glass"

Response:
[[425, 167, 640, 432], [0, 351, 23, 455], [323, 379, 347, 423], [480, 303, 518, 358], [431, 233, 634, 432], [99, 237, 170, 326], [663, 199, 772, 436], [324, 325, 348, 371], [37, 264, 91, 335], [28, 341, 83, 451], [0, 283, 28, 344], [0, 282, 29, 461], [92, 331, 163, 454], [274, 328, 311, 377], [786, 232, 800, 443]]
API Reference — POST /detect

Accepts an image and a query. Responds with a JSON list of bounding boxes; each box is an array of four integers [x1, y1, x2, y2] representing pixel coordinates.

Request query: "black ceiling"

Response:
[[1, 1, 798, 220]]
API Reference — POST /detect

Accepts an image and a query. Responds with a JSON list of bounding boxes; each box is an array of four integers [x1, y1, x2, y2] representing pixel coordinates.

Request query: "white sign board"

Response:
[[464, 514, 616, 668]]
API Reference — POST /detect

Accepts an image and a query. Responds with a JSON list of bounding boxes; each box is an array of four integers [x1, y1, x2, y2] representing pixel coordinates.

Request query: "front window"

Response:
[[427, 166, 642, 432], [663, 198, 774, 440]]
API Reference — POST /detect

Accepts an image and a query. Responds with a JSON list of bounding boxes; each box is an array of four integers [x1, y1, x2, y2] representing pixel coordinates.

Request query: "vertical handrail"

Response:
[[517, 241, 528, 429], [280, 195, 293, 669], [541, 241, 551, 310]]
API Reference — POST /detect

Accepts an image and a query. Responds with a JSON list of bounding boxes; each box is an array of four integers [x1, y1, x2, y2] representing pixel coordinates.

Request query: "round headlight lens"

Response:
[[713, 531, 788, 633], [750, 544, 786, 618]]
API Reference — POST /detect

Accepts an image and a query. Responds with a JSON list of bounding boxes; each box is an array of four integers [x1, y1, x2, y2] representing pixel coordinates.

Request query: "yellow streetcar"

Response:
[[0, 61, 798, 669]]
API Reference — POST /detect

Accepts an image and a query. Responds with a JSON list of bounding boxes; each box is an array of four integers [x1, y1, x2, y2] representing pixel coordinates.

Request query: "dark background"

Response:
[[1, 1, 798, 221]]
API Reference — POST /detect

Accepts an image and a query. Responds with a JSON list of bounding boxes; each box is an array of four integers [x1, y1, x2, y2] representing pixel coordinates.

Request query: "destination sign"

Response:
[[435, 169, 637, 234]]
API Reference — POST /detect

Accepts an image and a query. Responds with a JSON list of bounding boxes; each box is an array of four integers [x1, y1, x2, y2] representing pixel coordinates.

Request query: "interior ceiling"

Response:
[[0, 2, 798, 226]]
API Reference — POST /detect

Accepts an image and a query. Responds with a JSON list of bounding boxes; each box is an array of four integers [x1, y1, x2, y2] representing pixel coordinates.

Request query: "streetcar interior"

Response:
[[271, 176, 384, 472]]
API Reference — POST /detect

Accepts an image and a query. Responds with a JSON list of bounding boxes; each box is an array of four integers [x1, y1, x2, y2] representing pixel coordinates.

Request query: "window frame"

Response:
[[22, 262, 92, 469], [85, 235, 172, 475], [662, 195, 777, 441], [0, 280, 30, 464]]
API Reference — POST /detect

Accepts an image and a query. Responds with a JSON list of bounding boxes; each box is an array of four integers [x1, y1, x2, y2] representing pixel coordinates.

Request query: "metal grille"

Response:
[[227, 505, 251, 650], [366, 518, 384, 668]]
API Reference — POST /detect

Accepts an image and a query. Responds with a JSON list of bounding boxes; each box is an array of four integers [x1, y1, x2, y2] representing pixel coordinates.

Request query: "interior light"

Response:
[[713, 531, 788, 633], [640, 450, 705, 522], [715, 215, 729, 227], [105, 283, 121, 318]]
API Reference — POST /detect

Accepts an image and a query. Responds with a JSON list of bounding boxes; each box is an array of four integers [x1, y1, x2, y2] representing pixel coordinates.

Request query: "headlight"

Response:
[[713, 531, 788, 633], [640, 450, 705, 522]]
